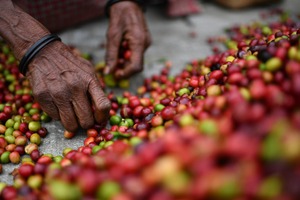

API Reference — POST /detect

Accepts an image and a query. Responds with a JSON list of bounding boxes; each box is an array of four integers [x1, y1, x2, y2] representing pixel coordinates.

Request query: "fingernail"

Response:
[[115, 71, 124, 79], [103, 67, 110, 75]]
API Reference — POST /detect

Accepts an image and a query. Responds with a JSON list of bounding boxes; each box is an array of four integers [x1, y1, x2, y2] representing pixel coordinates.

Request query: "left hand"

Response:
[[27, 41, 111, 132], [104, 1, 151, 79]]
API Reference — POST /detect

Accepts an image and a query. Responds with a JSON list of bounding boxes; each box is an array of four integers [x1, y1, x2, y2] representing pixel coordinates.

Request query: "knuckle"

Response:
[[33, 89, 47, 100], [52, 88, 68, 100], [68, 81, 81, 92]]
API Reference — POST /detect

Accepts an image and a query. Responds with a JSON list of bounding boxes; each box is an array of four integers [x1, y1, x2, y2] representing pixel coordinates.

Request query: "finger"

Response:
[[48, 82, 79, 132], [33, 91, 60, 120], [58, 102, 78, 133], [71, 96, 94, 129], [60, 71, 95, 129], [104, 27, 123, 75], [29, 73, 60, 120], [88, 78, 111, 124]]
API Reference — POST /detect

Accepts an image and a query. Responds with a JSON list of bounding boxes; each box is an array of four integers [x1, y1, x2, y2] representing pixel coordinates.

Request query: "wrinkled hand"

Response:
[[104, 1, 151, 79], [26, 41, 111, 132]]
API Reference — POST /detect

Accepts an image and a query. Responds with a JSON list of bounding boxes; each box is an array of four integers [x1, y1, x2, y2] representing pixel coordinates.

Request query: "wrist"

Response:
[[14, 31, 50, 61], [105, 0, 146, 17], [19, 34, 61, 76]]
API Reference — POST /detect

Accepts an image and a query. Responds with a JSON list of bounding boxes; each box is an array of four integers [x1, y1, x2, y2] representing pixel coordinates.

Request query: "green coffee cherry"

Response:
[[265, 57, 282, 71], [109, 115, 122, 126], [97, 181, 121, 200], [28, 121, 41, 132], [1, 151, 10, 164], [49, 180, 82, 200]]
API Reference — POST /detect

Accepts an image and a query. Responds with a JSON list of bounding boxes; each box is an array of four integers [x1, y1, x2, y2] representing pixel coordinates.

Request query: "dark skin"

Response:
[[104, 1, 151, 78], [0, 0, 151, 132]]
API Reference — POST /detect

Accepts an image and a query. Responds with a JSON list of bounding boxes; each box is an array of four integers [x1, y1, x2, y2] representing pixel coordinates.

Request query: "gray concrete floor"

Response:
[[1, 0, 299, 185]]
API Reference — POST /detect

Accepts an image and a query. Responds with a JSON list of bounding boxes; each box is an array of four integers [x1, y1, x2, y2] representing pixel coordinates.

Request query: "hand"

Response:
[[26, 41, 111, 132], [104, 1, 151, 79]]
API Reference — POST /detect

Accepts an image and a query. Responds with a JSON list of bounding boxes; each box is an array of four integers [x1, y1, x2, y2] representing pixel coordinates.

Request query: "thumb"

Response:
[[104, 32, 122, 75]]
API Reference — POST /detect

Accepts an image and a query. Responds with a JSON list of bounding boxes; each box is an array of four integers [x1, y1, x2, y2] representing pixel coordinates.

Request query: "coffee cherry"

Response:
[[9, 151, 20, 164], [18, 164, 34, 178], [30, 149, 41, 162], [161, 106, 176, 121], [109, 115, 122, 126], [28, 121, 41, 132], [1, 186, 17, 200], [62, 131, 74, 140], [0, 10, 300, 200], [96, 181, 121, 200], [27, 174, 43, 189], [30, 133, 41, 145], [265, 57, 282, 71], [49, 180, 82, 200]]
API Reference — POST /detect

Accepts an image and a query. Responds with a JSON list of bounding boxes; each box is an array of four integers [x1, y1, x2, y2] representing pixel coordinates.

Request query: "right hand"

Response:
[[104, 1, 151, 79]]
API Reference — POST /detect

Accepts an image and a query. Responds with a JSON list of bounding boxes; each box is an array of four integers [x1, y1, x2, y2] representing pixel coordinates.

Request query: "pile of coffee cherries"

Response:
[[1, 9, 300, 200]]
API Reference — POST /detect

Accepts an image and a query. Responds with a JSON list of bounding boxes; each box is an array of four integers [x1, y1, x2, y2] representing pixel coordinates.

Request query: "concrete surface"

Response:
[[1, 0, 299, 185]]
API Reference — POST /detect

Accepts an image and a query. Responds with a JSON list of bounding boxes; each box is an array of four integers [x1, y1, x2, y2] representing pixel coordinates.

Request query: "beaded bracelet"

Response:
[[105, 0, 146, 17], [19, 34, 61, 76]]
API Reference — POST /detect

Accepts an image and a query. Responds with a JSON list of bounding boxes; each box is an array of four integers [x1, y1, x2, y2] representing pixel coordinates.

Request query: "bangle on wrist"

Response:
[[19, 34, 61, 76], [105, 0, 146, 17]]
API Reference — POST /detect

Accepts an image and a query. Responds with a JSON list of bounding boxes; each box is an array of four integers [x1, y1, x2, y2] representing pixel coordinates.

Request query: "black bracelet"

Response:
[[19, 34, 61, 76], [105, 0, 146, 17]]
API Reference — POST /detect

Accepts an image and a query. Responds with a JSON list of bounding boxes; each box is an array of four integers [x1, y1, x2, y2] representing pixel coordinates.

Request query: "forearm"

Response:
[[0, 0, 50, 60]]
